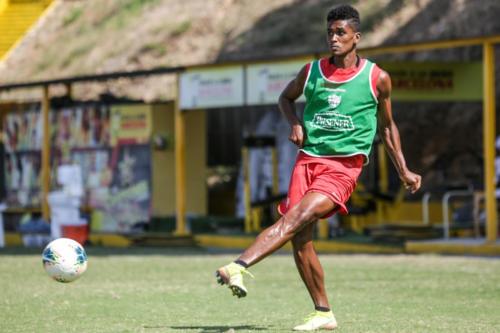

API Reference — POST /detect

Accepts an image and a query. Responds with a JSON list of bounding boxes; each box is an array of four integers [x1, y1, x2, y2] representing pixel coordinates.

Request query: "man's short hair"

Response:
[[326, 4, 360, 32]]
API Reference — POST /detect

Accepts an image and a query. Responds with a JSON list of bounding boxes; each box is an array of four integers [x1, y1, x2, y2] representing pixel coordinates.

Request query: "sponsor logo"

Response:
[[312, 112, 354, 131]]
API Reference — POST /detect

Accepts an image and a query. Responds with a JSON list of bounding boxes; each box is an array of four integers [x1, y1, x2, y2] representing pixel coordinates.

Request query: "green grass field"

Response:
[[1, 247, 499, 333]]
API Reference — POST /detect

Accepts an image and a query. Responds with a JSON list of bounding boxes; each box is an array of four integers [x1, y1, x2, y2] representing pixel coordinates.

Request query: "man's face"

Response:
[[326, 19, 360, 56]]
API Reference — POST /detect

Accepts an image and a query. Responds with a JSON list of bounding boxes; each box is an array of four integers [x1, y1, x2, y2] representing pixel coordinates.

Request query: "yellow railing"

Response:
[[0, 0, 8, 13], [0, 0, 53, 60]]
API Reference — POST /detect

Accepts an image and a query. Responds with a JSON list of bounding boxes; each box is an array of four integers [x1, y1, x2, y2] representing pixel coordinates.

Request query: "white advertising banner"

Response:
[[246, 60, 307, 105], [180, 66, 244, 109]]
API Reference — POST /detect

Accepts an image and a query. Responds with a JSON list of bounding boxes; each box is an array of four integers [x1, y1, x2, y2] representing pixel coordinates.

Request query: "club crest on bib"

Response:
[[328, 94, 342, 109]]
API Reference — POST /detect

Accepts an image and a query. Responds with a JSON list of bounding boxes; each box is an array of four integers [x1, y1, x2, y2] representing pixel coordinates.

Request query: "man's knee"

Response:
[[295, 203, 324, 225], [276, 198, 327, 240], [283, 206, 316, 236]]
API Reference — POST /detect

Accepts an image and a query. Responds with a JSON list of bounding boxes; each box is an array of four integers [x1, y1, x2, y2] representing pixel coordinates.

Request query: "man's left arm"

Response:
[[376, 69, 421, 193]]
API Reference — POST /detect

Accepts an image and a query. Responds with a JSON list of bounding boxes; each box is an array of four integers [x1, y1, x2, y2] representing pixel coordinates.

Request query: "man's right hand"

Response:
[[279, 64, 308, 148], [289, 124, 304, 148]]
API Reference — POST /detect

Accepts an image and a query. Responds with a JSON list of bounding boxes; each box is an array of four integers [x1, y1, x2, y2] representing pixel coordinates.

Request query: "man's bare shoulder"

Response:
[[376, 69, 392, 98]]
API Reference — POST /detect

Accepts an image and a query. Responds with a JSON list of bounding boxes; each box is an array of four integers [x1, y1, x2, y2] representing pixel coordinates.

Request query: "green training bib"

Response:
[[302, 59, 378, 164]]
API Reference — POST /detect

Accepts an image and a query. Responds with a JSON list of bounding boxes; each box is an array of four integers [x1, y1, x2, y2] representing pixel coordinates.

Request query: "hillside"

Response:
[[4, 0, 499, 101]]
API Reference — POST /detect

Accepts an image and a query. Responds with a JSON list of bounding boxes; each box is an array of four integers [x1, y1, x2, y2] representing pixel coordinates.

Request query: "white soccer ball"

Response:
[[42, 238, 88, 283]]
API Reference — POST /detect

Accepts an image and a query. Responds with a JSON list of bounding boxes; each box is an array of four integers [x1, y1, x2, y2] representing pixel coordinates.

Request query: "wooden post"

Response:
[[242, 147, 252, 233], [377, 143, 389, 193], [318, 219, 329, 240], [483, 42, 497, 243], [271, 147, 279, 195], [376, 143, 388, 223], [174, 74, 188, 235], [41, 85, 51, 221], [65, 83, 72, 99]]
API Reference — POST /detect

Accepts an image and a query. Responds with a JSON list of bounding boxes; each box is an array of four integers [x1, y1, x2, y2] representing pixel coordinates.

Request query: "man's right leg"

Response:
[[238, 192, 335, 266], [216, 192, 335, 297]]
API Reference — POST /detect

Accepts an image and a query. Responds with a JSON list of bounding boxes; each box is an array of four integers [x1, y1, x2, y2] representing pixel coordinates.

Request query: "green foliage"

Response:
[[36, 57, 53, 72], [139, 42, 167, 56], [62, 7, 83, 27], [92, 0, 162, 30], [171, 20, 191, 37], [1, 250, 499, 332], [111, 0, 162, 29], [60, 43, 92, 68], [122, 0, 160, 14]]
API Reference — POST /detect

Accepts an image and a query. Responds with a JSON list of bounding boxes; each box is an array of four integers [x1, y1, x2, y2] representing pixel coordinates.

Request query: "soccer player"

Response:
[[216, 4, 421, 331]]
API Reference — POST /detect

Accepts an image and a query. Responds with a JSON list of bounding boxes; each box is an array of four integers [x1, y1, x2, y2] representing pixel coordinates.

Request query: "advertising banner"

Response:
[[50, 106, 111, 152], [2, 104, 152, 231], [381, 62, 482, 101], [246, 60, 307, 105], [180, 66, 244, 109], [2, 105, 112, 207], [178, 60, 481, 107], [4, 153, 41, 207], [110, 105, 151, 145], [90, 144, 151, 233]]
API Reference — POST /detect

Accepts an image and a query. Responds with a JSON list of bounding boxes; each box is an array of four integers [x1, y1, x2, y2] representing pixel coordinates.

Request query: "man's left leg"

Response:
[[292, 222, 330, 309], [291, 222, 337, 331]]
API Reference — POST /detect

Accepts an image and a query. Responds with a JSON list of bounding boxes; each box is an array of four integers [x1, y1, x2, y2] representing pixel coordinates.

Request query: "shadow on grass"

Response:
[[160, 325, 268, 332]]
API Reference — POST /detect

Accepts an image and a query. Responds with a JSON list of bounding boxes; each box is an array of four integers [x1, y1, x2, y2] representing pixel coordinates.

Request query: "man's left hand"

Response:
[[401, 171, 421, 194]]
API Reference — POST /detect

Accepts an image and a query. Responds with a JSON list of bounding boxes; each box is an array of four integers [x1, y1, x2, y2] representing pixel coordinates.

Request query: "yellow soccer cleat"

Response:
[[293, 310, 338, 331], [215, 262, 254, 298]]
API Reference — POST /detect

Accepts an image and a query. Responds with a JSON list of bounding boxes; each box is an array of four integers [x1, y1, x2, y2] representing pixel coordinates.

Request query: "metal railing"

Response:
[[422, 187, 475, 239], [442, 190, 475, 239]]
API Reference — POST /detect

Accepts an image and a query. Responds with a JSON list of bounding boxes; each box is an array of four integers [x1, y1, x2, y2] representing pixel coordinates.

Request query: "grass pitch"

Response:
[[1, 247, 499, 333]]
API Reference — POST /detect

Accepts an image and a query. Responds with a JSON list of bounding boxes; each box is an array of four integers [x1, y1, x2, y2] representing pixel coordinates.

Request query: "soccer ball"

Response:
[[42, 238, 88, 283]]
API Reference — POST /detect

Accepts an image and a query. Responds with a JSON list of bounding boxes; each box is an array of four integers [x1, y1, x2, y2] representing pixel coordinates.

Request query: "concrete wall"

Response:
[[151, 104, 206, 216]]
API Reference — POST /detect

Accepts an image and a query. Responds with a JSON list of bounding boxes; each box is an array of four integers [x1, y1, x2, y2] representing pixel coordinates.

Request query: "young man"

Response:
[[216, 4, 421, 331]]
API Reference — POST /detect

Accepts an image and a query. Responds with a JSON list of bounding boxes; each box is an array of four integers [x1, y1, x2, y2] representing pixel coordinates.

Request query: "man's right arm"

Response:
[[278, 64, 309, 148]]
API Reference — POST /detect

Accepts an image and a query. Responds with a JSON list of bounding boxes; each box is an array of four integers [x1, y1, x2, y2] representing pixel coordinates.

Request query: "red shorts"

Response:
[[278, 152, 364, 218]]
